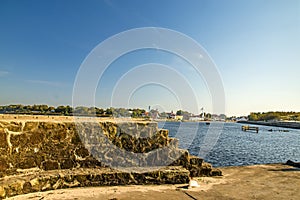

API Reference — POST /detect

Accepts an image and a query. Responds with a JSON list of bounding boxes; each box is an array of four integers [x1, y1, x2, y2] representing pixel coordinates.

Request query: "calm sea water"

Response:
[[158, 121, 300, 167]]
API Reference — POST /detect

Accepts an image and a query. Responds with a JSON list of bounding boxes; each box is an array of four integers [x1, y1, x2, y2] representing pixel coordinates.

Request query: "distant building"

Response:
[[168, 112, 176, 119], [189, 115, 203, 121], [236, 116, 248, 122], [166, 111, 183, 120], [175, 115, 183, 121]]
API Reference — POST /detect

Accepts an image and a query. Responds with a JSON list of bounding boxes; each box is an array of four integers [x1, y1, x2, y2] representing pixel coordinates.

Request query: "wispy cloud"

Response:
[[27, 79, 66, 87], [0, 70, 9, 77]]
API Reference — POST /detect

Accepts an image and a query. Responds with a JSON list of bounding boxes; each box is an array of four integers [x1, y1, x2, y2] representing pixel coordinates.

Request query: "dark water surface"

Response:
[[158, 122, 300, 167]]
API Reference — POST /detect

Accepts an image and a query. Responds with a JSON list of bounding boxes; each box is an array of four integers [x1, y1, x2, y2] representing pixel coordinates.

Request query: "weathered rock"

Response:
[[189, 156, 203, 166], [0, 117, 221, 199], [211, 168, 222, 176], [29, 178, 40, 191], [286, 160, 300, 168], [0, 157, 9, 172], [199, 162, 213, 176], [41, 160, 59, 170], [0, 166, 189, 198], [0, 186, 5, 199]]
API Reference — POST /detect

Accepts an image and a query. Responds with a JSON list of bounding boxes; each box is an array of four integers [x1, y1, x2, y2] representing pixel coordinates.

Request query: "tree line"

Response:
[[0, 104, 146, 118], [248, 111, 300, 121], [0, 104, 222, 120]]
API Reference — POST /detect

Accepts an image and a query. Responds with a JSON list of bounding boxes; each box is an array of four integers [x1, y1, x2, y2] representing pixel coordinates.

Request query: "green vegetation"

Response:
[[0, 104, 146, 118], [176, 110, 193, 120], [248, 111, 300, 121], [0, 104, 226, 121]]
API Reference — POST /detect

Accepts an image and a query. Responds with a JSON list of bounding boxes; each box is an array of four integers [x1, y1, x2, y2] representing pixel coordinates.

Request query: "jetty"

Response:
[[242, 125, 259, 133], [237, 121, 300, 129], [268, 129, 289, 132]]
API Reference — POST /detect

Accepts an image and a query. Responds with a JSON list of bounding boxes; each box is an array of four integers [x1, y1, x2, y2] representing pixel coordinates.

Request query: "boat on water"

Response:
[[206, 122, 210, 125]]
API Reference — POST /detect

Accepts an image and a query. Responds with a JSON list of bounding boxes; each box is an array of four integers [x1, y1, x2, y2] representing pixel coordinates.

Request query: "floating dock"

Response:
[[242, 125, 259, 133]]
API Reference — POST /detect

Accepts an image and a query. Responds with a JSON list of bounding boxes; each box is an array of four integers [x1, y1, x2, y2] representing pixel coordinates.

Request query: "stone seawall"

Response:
[[0, 116, 221, 198]]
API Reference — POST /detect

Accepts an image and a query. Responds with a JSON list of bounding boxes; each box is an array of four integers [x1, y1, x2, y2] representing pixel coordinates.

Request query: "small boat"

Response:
[[206, 122, 210, 125]]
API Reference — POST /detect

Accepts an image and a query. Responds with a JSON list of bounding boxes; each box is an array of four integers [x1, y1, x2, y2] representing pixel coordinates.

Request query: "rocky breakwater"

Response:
[[0, 117, 221, 198]]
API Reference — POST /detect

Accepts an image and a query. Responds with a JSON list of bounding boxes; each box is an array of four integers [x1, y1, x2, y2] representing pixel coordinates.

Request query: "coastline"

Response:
[[7, 163, 300, 200], [1, 114, 299, 199], [0, 115, 221, 199], [237, 120, 300, 129]]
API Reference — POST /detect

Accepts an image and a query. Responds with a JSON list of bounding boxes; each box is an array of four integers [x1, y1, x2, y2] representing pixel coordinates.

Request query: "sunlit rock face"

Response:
[[0, 120, 181, 174], [0, 116, 221, 198]]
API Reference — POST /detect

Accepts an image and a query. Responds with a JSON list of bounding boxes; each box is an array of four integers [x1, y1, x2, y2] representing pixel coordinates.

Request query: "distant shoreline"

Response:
[[237, 120, 300, 129]]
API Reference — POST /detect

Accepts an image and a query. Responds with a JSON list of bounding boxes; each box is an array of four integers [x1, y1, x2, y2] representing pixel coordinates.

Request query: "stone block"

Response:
[[22, 181, 32, 194], [211, 168, 222, 176], [23, 121, 38, 131], [41, 160, 59, 170], [199, 162, 212, 176], [60, 159, 75, 169], [16, 156, 38, 169], [0, 157, 9, 172], [158, 129, 169, 138], [29, 178, 40, 191], [189, 156, 203, 166], [0, 185, 5, 199], [0, 130, 8, 149]]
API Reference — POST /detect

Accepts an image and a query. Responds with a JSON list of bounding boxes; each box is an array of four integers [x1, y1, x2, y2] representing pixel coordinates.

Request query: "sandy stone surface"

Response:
[[6, 164, 300, 200]]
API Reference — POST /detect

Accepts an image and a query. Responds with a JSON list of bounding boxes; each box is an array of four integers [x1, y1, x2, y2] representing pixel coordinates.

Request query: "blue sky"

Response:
[[0, 0, 299, 116]]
